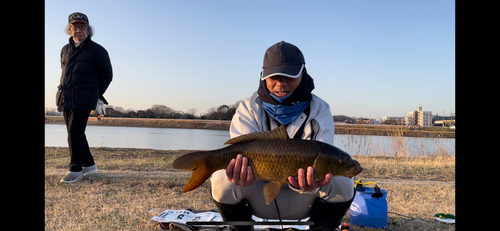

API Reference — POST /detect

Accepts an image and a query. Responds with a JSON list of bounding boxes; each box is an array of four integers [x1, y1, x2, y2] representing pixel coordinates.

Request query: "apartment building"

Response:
[[405, 106, 433, 127]]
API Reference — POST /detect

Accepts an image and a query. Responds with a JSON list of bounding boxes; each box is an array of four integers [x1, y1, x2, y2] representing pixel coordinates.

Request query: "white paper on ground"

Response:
[[149, 209, 310, 230], [149, 209, 223, 225]]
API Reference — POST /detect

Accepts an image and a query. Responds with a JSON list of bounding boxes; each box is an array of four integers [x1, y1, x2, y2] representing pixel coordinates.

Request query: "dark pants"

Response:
[[63, 110, 95, 172]]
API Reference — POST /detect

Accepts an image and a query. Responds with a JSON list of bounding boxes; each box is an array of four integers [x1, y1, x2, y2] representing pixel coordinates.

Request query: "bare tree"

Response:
[[187, 108, 197, 116], [206, 107, 216, 114], [151, 104, 173, 118], [217, 105, 230, 113], [232, 100, 242, 109], [114, 106, 125, 113]]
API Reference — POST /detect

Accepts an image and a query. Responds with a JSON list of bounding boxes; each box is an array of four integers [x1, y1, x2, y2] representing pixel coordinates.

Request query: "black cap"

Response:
[[68, 12, 89, 24], [261, 41, 305, 80]]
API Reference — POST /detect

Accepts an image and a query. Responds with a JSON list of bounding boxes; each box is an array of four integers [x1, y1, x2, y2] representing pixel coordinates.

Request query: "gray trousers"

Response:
[[210, 169, 354, 220]]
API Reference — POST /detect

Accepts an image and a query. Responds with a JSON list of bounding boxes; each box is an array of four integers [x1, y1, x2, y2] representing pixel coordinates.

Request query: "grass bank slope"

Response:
[[45, 117, 455, 138], [45, 147, 455, 230]]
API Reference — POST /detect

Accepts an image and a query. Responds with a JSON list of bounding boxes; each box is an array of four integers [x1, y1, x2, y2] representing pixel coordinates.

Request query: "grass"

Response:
[[45, 117, 231, 130], [45, 117, 455, 138], [353, 155, 455, 181], [333, 125, 454, 138], [45, 147, 455, 230], [340, 126, 455, 158]]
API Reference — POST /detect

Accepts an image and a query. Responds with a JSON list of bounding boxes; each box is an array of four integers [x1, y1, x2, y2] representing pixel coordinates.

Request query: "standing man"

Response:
[[56, 12, 113, 183]]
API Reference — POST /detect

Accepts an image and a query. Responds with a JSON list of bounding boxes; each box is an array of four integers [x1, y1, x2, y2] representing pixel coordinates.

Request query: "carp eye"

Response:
[[339, 159, 345, 165]]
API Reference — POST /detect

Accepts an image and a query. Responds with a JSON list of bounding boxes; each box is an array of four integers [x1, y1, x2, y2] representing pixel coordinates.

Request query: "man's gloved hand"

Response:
[[95, 99, 107, 115]]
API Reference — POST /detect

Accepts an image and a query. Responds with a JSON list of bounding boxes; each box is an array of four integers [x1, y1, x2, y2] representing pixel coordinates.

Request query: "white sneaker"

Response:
[[82, 165, 98, 176], [60, 171, 83, 183]]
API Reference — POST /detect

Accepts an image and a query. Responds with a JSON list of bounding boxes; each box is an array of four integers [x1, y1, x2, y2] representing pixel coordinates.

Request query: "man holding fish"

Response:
[[173, 41, 362, 231]]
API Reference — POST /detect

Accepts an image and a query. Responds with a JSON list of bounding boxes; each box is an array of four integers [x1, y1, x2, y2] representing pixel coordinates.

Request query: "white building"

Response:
[[405, 106, 433, 127], [381, 116, 406, 125]]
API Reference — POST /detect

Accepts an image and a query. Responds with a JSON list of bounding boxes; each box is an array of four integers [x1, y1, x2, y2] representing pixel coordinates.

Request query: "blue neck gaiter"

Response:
[[262, 93, 310, 126]]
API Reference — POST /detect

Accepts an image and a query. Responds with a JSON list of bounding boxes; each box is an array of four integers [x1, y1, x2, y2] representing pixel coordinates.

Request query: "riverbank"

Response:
[[45, 117, 455, 138], [45, 147, 455, 230]]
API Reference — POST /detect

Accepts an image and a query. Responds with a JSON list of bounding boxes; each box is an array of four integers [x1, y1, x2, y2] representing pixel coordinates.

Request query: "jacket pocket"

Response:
[[75, 87, 98, 106]]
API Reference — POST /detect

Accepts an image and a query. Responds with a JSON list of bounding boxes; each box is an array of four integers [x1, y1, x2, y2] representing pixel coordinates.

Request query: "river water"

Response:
[[45, 124, 455, 157]]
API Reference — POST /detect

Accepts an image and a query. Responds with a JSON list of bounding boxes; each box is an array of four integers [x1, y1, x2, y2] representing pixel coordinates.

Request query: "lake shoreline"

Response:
[[45, 117, 455, 138]]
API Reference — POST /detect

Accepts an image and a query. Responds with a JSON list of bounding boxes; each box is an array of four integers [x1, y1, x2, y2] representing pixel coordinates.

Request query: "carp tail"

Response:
[[172, 151, 212, 193]]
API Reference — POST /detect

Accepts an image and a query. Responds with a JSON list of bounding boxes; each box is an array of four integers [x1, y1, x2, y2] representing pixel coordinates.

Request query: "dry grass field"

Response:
[[45, 147, 455, 230]]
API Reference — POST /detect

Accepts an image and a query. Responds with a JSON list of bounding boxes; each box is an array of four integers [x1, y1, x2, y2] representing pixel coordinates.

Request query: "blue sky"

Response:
[[45, 0, 455, 118]]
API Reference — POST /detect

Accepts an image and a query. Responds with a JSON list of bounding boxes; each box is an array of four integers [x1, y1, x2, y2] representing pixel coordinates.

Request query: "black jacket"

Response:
[[57, 36, 112, 111]]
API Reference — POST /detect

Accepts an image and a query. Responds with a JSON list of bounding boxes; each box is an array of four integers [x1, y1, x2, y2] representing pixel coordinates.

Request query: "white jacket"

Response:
[[221, 92, 354, 201], [230, 91, 335, 145]]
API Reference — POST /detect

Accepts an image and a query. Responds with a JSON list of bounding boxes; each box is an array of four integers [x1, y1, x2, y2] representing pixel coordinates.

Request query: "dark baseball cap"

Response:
[[261, 41, 305, 80], [68, 12, 89, 24]]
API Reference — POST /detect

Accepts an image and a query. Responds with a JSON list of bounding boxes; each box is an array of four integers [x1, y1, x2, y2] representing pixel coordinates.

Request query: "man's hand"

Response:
[[288, 167, 332, 192], [96, 99, 106, 115], [226, 154, 254, 186]]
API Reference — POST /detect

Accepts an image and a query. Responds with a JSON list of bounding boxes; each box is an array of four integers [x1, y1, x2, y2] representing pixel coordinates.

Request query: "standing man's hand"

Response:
[[95, 99, 106, 115], [226, 154, 254, 186], [288, 167, 332, 192]]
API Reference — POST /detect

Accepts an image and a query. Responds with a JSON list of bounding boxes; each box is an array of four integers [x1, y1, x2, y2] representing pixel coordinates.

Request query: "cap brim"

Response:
[[261, 64, 304, 80], [70, 20, 88, 24]]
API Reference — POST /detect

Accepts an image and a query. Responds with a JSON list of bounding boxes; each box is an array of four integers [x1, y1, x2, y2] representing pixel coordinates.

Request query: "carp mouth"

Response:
[[347, 165, 363, 179]]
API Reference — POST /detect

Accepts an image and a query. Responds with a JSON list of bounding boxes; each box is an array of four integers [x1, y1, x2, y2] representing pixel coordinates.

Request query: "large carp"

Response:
[[172, 125, 363, 205]]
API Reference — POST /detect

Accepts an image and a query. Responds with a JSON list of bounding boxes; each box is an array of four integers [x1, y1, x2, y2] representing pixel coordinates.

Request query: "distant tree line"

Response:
[[48, 104, 371, 123], [89, 101, 242, 120], [332, 115, 356, 124]]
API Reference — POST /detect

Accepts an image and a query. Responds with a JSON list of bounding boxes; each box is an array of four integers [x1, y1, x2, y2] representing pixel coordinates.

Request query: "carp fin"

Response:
[[172, 151, 213, 193], [312, 152, 331, 181], [224, 125, 289, 145], [263, 181, 282, 205]]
